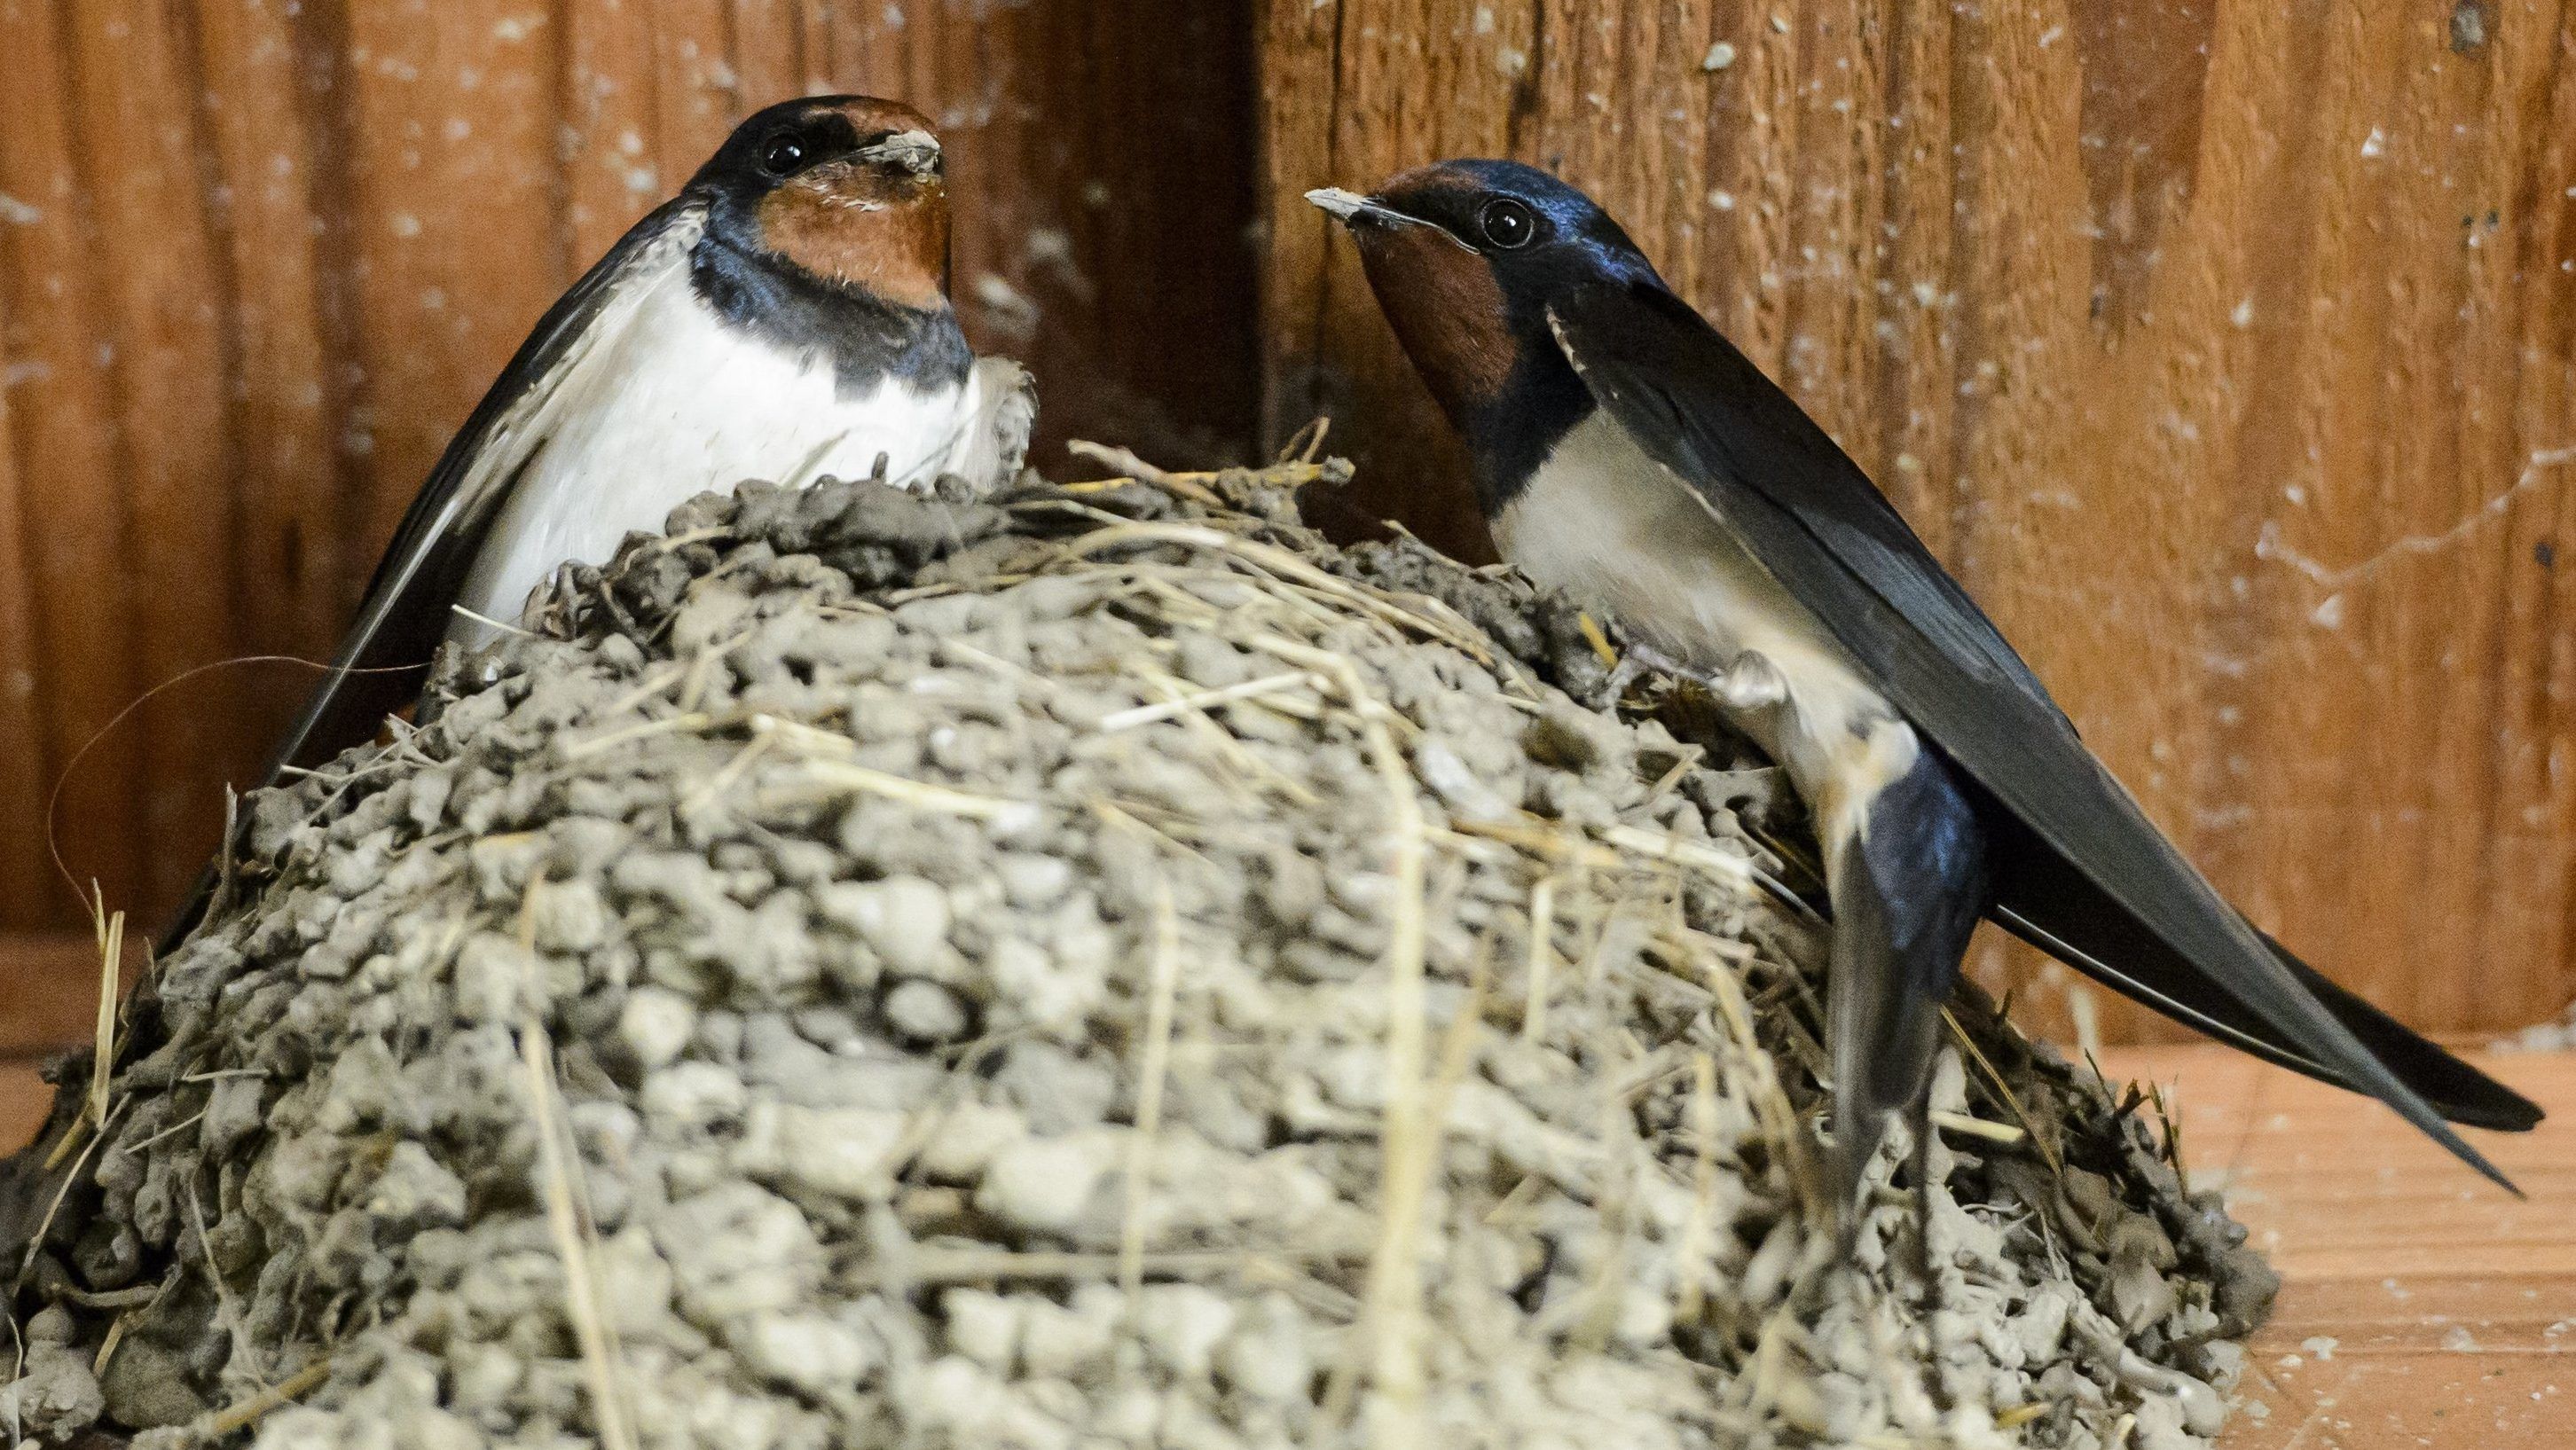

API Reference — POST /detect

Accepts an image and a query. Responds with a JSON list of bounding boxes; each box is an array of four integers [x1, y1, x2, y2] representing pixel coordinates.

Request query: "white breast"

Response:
[[1496, 409, 1918, 845], [452, 278, 1021, 643]]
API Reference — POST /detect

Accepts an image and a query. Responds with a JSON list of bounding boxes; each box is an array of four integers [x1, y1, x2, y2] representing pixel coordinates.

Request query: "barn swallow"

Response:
[[162, 96, 1032, 951], [1313, 163, 2541, 1208]]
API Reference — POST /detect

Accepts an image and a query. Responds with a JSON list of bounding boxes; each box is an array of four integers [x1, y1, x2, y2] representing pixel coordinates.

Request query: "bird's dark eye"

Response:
[[759, 132, 808, 176], [1479, 198, 1536, 250]]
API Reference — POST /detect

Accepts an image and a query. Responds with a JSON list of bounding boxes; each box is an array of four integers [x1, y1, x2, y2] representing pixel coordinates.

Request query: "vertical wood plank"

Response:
[[183, 0, 357, 911], [722, 0, 814, 106], [339, 0, 569, 548], [63, 2, 252, 908], [1260, 0, 2576, 1040], [650, 0, 742, 168], [192, 0, 359, 696], [556, 0, 739, 261], [0, 357, 51, 931], [561, 0, 673, 262], [0, 0, 146, 919]]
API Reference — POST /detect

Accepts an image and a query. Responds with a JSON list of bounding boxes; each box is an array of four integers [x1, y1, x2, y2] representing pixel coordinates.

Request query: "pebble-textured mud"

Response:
[[0, 467, 2272, 1450]]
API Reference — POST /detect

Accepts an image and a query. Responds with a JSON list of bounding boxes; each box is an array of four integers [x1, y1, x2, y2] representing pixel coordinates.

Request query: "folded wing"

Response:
[[158, 201, 704, 954], [261, 200, 705, 784], [1545, 279, 2539, 1177]]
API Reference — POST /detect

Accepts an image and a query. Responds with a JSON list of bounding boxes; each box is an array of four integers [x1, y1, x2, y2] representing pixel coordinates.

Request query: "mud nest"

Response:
[[0, 459, 2274, 1450]]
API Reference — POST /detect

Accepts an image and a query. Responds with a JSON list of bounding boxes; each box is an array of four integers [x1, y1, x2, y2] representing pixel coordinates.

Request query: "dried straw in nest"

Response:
[[0, 453, 2271, 1450]]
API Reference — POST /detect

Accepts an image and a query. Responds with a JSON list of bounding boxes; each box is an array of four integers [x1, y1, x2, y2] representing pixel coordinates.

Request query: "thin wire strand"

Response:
[[43, 654, 423, 904]]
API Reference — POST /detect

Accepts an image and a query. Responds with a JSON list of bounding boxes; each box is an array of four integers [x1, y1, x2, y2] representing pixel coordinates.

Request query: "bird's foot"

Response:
[[1592, 650, 1651, 709], [1596, 640, 1705, 709], [1709, 652, 1787, 711], [1604, 641, 1788, 713]]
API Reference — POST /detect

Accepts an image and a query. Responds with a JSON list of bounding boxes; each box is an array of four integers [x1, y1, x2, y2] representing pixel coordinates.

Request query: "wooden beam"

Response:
[[2102, 1044, 2576, 1449], [0, 930, 119, 1061]]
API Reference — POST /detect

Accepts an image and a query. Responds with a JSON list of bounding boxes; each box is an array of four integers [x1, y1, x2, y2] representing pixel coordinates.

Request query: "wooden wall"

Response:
[[1261, 0, 2576, 1040], [0, 0, 1255, 959], [4, 1, 2573, 1049]]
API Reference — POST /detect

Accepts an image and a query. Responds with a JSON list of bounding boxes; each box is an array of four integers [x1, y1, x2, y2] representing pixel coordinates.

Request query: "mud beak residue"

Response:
[[860, 129, 943, 179]]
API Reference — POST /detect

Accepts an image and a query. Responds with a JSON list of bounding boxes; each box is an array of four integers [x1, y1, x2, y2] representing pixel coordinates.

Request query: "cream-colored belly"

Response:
[[452, 286, 1017, 645], [1496, 409, 1919, 848]]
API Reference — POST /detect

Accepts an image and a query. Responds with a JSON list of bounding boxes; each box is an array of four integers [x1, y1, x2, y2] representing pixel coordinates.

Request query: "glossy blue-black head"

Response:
[[1310, 162, 1658, 410], [690, 95, 954, 310], [1314, 161, 1654, 278], [1310, 161, 1661, 490]]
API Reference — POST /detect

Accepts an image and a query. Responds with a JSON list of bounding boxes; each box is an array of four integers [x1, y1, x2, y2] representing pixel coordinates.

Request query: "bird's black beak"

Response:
[[1306, 187, 1479, 254], [1305, 187, 1409, 229]]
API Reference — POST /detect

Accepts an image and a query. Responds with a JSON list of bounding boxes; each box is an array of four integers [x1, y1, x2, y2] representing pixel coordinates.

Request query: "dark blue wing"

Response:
[[261, 197, 704, 782], [159, 199, 704, 953], [1546, 278, 2540, 1164]]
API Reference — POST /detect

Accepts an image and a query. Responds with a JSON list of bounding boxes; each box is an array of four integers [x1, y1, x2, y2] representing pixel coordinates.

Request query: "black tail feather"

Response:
[[1983, 811, 2539, 1180], [1825, 752, 1989, 1211], [2258, 927, 2541, 1133]]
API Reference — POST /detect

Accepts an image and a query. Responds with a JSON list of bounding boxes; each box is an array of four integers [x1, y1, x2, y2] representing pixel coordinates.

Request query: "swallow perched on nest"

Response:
[[165, 95, 1032, 950], [1312, 162, 2539, 1210]]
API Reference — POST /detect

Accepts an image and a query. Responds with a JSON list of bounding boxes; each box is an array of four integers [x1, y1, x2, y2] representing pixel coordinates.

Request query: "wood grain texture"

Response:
[[0, 1, 1257, 950], [1261, 0, 2576, 1040], [2099, 1044, 2576, 1448], [0, 931, 111, 1061], [0, 0, 152, 924]]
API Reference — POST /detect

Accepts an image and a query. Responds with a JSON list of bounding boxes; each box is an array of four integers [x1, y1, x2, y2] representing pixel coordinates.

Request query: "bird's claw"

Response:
[[1601, 642, 1787, 715], [1593, 652, 1650, 709], [1710, 653, 1787, 711], [1595, 640, 1699, 709]]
